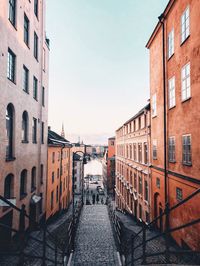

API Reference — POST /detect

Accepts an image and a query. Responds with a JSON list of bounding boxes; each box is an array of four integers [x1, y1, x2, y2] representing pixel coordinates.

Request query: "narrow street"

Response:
[[71, 205, 120, 266]]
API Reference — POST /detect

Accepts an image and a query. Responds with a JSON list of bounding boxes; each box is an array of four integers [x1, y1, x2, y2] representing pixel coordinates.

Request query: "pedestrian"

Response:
[[101, 197, 104, 204], [92, 193, 95, 204], [91, 190, 93, 194], [96, 193, 99, 204]]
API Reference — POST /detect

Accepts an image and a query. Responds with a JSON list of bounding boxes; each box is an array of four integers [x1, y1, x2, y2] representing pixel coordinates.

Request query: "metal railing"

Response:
[[126, 188, 200, 265], [0, 195, 83, 265]]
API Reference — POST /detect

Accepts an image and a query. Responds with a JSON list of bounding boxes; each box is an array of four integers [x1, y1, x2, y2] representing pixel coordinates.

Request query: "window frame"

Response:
[[168, 29, 174, 59], [168, 76, 176, 109], [182, 134, 192, 166], [181, 6, 190, 44], [181, 62, 191, 102], [7, 48, 16, 83]]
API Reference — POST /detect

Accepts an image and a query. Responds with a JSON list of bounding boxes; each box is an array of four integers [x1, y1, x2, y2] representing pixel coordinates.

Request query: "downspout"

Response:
[[158, 14, 168, 206]]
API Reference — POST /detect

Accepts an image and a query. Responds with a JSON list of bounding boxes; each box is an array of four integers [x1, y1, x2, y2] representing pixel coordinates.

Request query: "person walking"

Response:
[[96, 193, 99, 204], [101, 197, 104, 204], [92, 193, 95, 204]]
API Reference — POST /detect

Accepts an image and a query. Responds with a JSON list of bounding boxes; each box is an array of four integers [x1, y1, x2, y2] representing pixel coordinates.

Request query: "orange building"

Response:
[[46, 129, 72, 220], [146, 0, 200, 250], [115, 104, 151, 223]]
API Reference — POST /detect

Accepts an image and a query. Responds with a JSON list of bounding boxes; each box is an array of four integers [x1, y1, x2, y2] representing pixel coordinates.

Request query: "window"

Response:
[[20, 170, 27, 199], [34, 32, 38, 60], [139, 176, 142, 195], [6, 104, 14, 159], [51, 191, 54, 210], [52, 152, 55, 163], [169, 137, 175, 162], [146, 212, 150, 224], [133, 144, 137, 161], [9, 0, 16, 26], [181, 63, 191, 101], [34, 0, 39, 18], [43, 48, 46, 71], [152, 93, 157, 117], [57, 168, 59, 179], [129, 144, 132, 159], [41, 122, 44, 144], [22, 111, 28, 142], [23, 65, 29, 93], [33, 76, 38, 100], [4, 174, 14, 199], [156, 177, 160, 189], [24, 14, 29, 46], [176, 187, 183, 201], [52, 172, 54, 183], [42, 87, 45, 106], [58, 151, 60, 161], [144, 114, 147, 128], [139, 204, 142, 219], [152, 140, 157, 160], [134, 173, 137, 190], [144, 143, 148, 164], [56, 186, 59, 202], [7, 49, 16, 82], [168, 76, 175, 108], [32, 118, 37, 143], [40, 164, 43, 184], [60, 181, 63, 196], [138, 117, 141, 129], [181, 7, 190, 43], [31, 167, 36, 192], [133, 120, 136, 131], [144, 180, 148, 201], [138, 143, 142, 163], [168, 29, 174, 58], [182, 135, 192, 165]]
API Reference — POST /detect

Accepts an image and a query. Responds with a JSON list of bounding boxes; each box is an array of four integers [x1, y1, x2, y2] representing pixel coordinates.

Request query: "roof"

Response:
[[146, 0, 175, 48], [116, 103, 150, 132], [48, 129, 71, 147], [108, 136, 115, 140]]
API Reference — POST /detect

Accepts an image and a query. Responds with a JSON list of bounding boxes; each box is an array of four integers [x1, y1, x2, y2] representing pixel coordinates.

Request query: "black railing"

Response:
[[0, 195, 83, 265], [125, 188, 200, 265]]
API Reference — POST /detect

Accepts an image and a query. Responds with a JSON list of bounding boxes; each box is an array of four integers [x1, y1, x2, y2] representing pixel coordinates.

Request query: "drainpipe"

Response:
[[158, 13, 168, 207]]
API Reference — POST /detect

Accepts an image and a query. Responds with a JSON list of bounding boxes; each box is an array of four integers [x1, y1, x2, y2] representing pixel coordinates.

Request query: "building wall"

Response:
[[147, 0, 200, 250], [74, 160, 83, 194], [46, 146, 72, 220], [115, 106, 151, 223], [107, 138, 115, 194], [0, 0, 49, 232]]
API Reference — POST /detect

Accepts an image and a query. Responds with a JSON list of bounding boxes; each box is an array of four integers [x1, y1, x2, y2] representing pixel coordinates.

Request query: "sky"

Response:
[[46, 0, 169, 145]]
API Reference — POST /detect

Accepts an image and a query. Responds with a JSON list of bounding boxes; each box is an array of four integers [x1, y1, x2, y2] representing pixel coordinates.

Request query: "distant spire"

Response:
[[78, 136, 80, 144], [61, 123, 65, 138]]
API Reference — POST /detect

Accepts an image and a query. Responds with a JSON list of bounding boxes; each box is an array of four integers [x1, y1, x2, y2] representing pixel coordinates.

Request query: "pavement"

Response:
[[70, 204, 121, 266]]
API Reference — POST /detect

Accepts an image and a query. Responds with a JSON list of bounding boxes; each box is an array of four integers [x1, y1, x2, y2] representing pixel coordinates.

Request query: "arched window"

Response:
[[31, 167, 36, 192], [4, 174, 14, 199], [22, 111, 28, 142], [6, 104, 14, 159], [20, 170, 27, 198]]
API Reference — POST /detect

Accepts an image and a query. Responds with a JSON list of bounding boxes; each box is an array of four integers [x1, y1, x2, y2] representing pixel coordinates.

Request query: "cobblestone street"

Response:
[[71, 205, 120, 266]]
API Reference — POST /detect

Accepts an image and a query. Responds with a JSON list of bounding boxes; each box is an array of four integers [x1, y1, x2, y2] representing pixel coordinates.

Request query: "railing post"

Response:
[[42, 223, 46, 266], [142, 222, 146, 264], [55, 239, 58, 266], [131, 234, 135, 266], [165, 202, 170, 264], [18, 204, 26, 266]]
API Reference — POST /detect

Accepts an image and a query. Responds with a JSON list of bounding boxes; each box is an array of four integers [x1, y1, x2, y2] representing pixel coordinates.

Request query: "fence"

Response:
[[0, 195, 83, 265]]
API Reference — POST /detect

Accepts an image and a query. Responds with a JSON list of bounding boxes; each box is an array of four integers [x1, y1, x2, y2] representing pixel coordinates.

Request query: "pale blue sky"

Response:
[[46, 0, 168, 144]]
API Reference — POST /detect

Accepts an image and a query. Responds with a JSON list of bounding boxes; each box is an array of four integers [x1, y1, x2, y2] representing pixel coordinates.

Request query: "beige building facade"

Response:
[[115, 104, 151, 223]]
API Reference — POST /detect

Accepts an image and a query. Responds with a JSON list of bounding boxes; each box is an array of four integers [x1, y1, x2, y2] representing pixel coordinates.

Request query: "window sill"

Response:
[[182, 97, 191, 104], [33, 97, 38, 102], [7, 77, 16, 84], [24, 42, 30, 49], [169, 105, 176, 110], [168, 53, 174, 61], [20, 193, 27, 200], [23, 89, 29, 94], [152, 115, 157, 119], [6, 157, 16, 162], [9, 20, 17, 31], [32, 141, 37, 144], [180, 35, 190, 47], [22, 140, 29, 144], [182, 162, 192, 167]]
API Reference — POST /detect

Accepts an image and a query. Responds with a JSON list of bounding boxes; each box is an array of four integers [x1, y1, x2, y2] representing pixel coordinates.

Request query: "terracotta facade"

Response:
[[146, 0, 200, 250]]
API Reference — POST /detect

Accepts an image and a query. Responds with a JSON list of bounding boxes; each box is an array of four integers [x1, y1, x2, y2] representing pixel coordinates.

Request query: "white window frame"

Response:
[[181, 6, 190, 43], [152, 93, 157, 117], [168, 76, 176, 108], [168, 136, 176, 162], [152, 139, 157, 160], [168, 29, 174, 58], [181, 63, 191, 101], [182, 134, 192, 165]]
